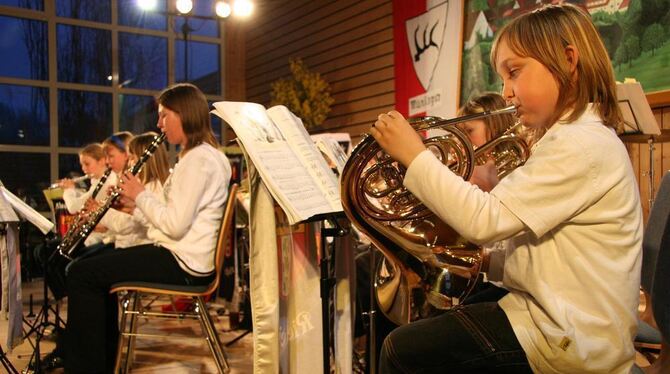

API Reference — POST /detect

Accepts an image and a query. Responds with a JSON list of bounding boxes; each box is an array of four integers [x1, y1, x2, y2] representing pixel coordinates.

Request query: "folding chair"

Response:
[[111, 184, 239, 373]]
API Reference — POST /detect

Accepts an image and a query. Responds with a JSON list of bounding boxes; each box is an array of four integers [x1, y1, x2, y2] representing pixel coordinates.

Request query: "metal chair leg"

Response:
[[195, 296, 230, 373], [124, 292, 140, 373], [114, 293, 131, 373]]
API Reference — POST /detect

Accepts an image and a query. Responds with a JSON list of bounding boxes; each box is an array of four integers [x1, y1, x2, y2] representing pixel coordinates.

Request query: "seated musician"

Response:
[[91, 132, 170, 250], [57, 142, 114, 247], [48, 83, 232, 374], [371, 4, 642, 373], [61, 132, 135, 260], [457, 92, 518, 289], [352, 92, 518, 370]]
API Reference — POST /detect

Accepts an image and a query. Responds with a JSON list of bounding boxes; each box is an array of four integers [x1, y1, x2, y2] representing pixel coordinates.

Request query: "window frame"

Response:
[[0, 0, 226, 212]]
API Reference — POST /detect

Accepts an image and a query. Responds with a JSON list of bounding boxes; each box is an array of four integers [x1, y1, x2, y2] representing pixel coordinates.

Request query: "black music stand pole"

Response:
[[319, 217, 347, 374], [22, 234, 65, 373], [0, 344, 19, 374]]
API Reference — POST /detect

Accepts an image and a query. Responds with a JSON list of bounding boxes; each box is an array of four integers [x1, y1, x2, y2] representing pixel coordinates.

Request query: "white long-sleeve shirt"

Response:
[[134, 143, 231, 276], [403, 106, 642, 374], [63, 172, 117, 246], [99, 180, 163, 249], [62, 172, 117, 214]]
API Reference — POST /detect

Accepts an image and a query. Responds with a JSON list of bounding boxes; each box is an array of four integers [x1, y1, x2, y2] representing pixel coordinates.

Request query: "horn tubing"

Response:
[[421, 105, 517, 130]]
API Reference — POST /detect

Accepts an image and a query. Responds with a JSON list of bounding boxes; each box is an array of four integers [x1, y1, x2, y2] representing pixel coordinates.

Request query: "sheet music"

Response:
[[0, 188, 19, 223], [266, 105, 342, 211], [311, 135, 349, 175], [616, 82, 660, 135], [0, 186, 54, 234], [212, 102, 341, 224]]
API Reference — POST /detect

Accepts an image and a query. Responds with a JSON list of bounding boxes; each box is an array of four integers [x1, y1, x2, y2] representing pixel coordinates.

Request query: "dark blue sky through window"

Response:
[[58, 89, 112, 147], [0, 0, 43, 10], [119, 94, 159, 135], [0, 84, 49, 145], [56, 0, 111, 23], [0, 151, 50, 211], [57, 24, 112, 86], [58, 153, 84, 180], [0, 16, 48, 80], [176, 40, 220, 94], [119, 32, 167, 90]]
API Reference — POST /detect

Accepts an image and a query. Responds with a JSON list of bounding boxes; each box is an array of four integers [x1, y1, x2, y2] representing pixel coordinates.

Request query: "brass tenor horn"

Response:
[[341, 106, 529, 325]]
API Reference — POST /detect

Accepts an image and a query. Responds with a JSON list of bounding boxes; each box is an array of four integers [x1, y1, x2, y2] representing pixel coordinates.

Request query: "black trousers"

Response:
[[378, 284, 532, 373], [64, 244, 213, 374]]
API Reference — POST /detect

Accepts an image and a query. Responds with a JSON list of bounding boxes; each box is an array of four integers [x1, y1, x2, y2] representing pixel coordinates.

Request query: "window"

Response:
[[56, 0, 111, 24], [58, 153, 83, 180], [175, 16, 219, 38], [58, 89, 113, 147], [0, 0, 43, 10], [57, 24, 112, 86], [0, 2, 226, 212], [176, 40, 220, 94], [119, 94, 159, 135], [0, 152, 50, 212], [0, 84, 49, 145], [119, 33, 168, 90], [0, 16, 48, 80]]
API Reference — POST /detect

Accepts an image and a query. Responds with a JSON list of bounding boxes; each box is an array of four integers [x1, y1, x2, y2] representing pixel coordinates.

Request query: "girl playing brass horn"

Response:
[[372, 4, 640, 373]]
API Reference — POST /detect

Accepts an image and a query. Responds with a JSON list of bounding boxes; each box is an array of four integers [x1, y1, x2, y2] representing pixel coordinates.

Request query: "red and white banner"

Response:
[[394, 0, 464, 118]]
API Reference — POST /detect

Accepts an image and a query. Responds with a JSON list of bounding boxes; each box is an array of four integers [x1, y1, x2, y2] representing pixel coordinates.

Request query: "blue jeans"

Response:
[[379, 286, 532, 373]]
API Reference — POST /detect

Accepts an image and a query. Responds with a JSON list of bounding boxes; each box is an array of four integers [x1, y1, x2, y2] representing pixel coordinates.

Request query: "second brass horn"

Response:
[[341, 106, 529, 325]]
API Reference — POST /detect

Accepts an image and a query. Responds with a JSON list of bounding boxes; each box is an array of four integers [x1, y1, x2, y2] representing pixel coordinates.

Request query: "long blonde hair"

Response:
[[79, 143, 104, 161], [128, 132, 169, 185], [458, 92, 515, 141], [491, 4, 623, 133]]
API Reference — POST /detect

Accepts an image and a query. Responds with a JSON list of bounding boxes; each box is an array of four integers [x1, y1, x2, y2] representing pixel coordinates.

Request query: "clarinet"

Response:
[[56, 132, 167, 261], [91, 167, 113, 199], [57, 167, 113, 242]]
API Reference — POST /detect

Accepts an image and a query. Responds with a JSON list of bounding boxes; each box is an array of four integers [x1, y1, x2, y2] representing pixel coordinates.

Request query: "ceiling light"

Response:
[[233, 0, 253, 17], [137, 0, 158, 11], [175, 0, 193, 14], [215, 1, 232, 18]]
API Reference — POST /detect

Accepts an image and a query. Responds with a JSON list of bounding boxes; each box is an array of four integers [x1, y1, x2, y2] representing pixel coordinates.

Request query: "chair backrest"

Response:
[[203, 183, 239, 296], [641, 172, 670, 293], [652, 208, 670, 343]]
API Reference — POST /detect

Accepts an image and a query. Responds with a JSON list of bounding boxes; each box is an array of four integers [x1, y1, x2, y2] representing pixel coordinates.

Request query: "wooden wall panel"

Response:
[[242, 0, 394, 144]]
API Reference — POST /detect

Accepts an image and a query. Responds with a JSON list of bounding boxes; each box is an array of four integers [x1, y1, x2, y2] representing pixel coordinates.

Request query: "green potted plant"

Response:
[[270, 58, 334, 130]]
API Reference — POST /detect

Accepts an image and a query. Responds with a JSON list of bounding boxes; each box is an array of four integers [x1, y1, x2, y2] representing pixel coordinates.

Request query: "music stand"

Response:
[[0, 182, 55, 373], [17, 188, 64, 373], [313, 213, 348, 374], [617, 82, 664, 206], [21, 233, 64, 373]]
